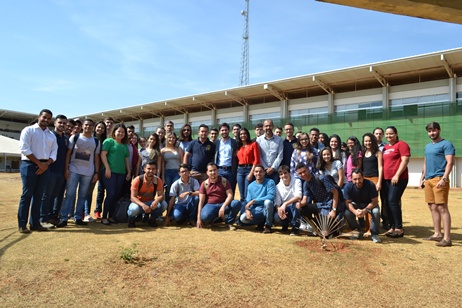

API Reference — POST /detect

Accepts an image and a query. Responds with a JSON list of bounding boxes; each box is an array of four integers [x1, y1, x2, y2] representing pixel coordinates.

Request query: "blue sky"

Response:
[[1, 0, 461, 117]]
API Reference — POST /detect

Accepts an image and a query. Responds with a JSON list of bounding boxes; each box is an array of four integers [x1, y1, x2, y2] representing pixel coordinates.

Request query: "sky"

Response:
[[1, 0, 461, 117]]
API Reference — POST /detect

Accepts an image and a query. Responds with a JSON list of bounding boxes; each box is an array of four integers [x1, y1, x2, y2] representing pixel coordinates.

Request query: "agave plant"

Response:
[[299, 215, 344, 250]]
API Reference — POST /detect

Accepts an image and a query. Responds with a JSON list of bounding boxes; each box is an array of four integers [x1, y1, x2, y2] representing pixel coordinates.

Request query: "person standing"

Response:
[[236, 128, 260, 202], [256, 119, 283, 184], [18, 109, 58, 233], [281, 123, 298, 168], [215, 123, 238, 195], [420, 122, 455, 247]]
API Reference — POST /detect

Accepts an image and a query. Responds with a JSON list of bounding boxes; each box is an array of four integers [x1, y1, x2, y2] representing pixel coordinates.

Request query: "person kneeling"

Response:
[[127, 160, 167, 228]]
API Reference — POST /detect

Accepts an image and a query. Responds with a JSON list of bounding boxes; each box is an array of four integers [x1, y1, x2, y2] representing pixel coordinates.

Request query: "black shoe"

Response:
[[56, 220, 68, 228], [256, 223, 264, 231], [48, 217, 60, 226], [290, 227, 299, 236], [74, 219, 88, 226], [148, 220, 158, 228], [281, 225, 289, 233], [30, 225, 48, 231], [128, 219, 136, 228], [263, 226, 272, 234], [18, 226, 31, 234]]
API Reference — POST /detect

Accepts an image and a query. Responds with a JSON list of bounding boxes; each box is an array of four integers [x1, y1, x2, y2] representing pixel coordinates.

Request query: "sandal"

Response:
[[423, 235, 443, 242], [385, 229, 395, 237], [388, 230, 405, 238]]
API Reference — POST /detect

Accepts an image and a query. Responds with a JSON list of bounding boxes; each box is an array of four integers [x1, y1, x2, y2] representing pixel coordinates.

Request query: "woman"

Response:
[[329, 134, 347, 166], [362, 133, 383, 191], [236, 128, 260, 202], [382, 126, 410, 238], [100, 123, 131, 225], [316, 147, 344, 188], [138, 136, 147, 150], [156, 126, 166, 149], [345, 136, 362, 182], [161, 132, 183, 199], [84, 121, 107, 221], [290, 132, 316, 178], [136, 133, 162, 177], [319, 133, 330, 148]]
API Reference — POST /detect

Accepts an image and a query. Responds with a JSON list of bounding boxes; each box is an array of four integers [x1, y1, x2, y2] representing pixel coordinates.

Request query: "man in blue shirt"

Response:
[[215, 123, 238, 195], [256, 119, 284, 184], [420, 122, 455, 247]]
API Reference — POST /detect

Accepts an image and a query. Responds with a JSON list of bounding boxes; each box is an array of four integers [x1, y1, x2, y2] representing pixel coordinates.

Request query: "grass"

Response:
[[0, 172, 461, 307]]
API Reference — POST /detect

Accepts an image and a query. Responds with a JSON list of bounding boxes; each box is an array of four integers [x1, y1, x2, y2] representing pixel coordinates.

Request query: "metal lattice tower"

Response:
[[239, 0, 250, 86]]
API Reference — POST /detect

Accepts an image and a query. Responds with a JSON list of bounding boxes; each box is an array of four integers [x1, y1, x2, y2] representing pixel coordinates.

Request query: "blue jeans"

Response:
[[164, 169, 180, 198], [382, 179, 408, 229], [41, 170, 65, 222], [173, 196, 199, 223], [273, 202, 299, 228], [95, 180, 105, 214], [200, 200, 241, 225], [345, 202, 381, 235], [237, 166, 252, 202], [18, 161, 51, 227], [61, 172, 93, 221], [127, 200, 167, 221], [102, 172, 126, 219], [84, 180, 97, 216], [240, 200, 274, 227], [218, 168, 236, 195]]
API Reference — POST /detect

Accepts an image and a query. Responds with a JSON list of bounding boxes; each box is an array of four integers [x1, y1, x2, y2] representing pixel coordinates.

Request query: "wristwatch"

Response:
[[332, 208, 337, 212], [442, 177, 447, 181]]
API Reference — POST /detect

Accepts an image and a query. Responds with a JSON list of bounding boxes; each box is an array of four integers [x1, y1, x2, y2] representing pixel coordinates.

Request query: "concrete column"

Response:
[[243, 104, 249, 126], [211, 109, 217, 127], [449, 77, 456, 103], [139, 118, 144, 136], [327, 93, 334, 114], [281, 99, 288, 120]]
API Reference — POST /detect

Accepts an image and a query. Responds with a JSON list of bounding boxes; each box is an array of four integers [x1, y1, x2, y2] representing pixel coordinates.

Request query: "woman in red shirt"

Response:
[[382, 126, 411, 238], [236, 128, 260, 202]]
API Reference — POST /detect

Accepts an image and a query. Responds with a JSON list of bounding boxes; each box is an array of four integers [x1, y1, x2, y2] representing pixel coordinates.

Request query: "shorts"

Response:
[[424, 176, 449, 204]]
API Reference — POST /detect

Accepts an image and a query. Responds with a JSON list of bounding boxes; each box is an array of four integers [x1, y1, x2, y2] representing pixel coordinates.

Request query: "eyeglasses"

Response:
[[299, 138, 309, 141], [183, 129, 190, 132]]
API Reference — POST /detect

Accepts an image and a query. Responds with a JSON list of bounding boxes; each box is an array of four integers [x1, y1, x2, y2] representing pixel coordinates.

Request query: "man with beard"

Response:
[[215, 123, 238, 195], [256, 119, 283, 184]]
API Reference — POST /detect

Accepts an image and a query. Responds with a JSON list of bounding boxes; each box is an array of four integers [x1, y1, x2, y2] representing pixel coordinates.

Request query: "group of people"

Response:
[[17, 109, 455, 247]]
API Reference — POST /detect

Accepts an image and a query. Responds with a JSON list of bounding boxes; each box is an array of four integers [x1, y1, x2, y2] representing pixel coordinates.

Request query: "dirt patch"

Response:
[[295, 239, 349, 253]]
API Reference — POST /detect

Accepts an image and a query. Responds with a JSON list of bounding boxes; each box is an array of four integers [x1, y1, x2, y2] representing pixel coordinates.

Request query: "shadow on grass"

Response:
[[0, 230, 30, 259]]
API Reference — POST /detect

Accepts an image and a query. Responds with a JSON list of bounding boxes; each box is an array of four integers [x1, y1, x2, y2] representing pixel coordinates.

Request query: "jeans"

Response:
[[95, 180, 105, 214], [200, 200, 241, 225], [273, 202, 299, 228], [382, 179, 408, 229], [345, 202, 381, 235], [173, 196, 199, 223], [84, 180, 97, 216], [102, 172, 126, 220], [218, 168, 236, 195], [127, 200, 167, 221], [61, 172, 93, 221], [41, 170, 65, 222], [240, 200, 274, 227], [237, 166, 252, 202], [18, 161, 51, 227], [164, 169, 180, 199]]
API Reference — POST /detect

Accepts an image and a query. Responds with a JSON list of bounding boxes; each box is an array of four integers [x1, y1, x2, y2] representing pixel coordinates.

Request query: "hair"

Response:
[[132, 133, 139, 146], [254, 164, 264, 171], [165, 120, 174, 127], [178, 163, 190, 171], [145, 160, 157, 168], [165, 131, 178, 147], [233, 123, 242, 129], [199, 124, 209, 131], [329, 134, 345, 162], [254, 123, 263, 129], [284, 122, 294, 128], [39, 109, 53, 117], [139, 136, 147, 144], [309, 127, 320, 134], [179, 124, 193, 142], [275, 126, 282, 131], [126, 125, 135, 131], [83, 118, 94, 125], [346, 136, 361, 166], [237, 128, 252, 148], [426, 121, 441, 131], [207, 162, 218, 170], [104, 117, 115, 122], [219, 123, 230, 130], [93, 121, 107, 142], [362, 132, 379, 155], [351, 168, 363, 176], [294, 132, 315, 163], [210, 128, 219, 134], [68, 119, 76, 126], [373, 127, 384, 134], [295, 162, 307, 171], [278, 165, 290, 173], [156, 126, 166, 143], [319, 133, 330, 147], [316, 147, 334, 171], [385, 126, 399, 141], [110, 123, 128, 144], [147, 133, 161, 160], [55, 114, 67, 121]]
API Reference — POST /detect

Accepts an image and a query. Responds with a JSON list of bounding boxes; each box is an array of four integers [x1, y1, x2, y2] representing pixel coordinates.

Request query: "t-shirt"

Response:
[[131, 175, 163, 202], [186, 139, 216, 172], [318, 159, 343, 184], [383, 140, 411, 180], [362, 152, 379, 177], [102, 138, 129, 174], [199, 176, 231, 204], [424, 139, 455, 179], [68, 134, 101, 176], [345, 151, 363, 182], [275, 177, 302, 206], [343, 179, 378, 205], [170, 177, 200, 205]]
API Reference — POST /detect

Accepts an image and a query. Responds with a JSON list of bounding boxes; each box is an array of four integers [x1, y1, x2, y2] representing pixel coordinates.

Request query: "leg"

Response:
[[370, 206, 381, 236], [61, 172, 79, 222], [240, 205, 265, 226], [263, 200, 274, 227], [224, 200, 241, 224], [18, 162, 38, 228], [429, 203, 442, 237], [84, 180, 97, 216], [74, 175, 93, 221], [200, 203, 221, 225]]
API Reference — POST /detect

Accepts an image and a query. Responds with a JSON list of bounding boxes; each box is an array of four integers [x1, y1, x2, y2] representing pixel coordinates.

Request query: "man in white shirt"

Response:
[[256, 119, 284, 185]]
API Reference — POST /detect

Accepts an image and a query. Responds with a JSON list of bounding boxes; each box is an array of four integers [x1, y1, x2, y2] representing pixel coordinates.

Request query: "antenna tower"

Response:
[[239, 0, 250, 86]]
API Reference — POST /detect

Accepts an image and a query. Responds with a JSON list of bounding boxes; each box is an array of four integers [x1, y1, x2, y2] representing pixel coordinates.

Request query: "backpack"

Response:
[[203, 176, 228, 190], [113, 175, 158, 222]]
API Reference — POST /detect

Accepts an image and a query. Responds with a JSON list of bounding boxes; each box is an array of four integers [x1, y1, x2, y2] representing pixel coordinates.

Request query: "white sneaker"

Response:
[[371, 235, 382, 243], [83, 215, 95, 222]]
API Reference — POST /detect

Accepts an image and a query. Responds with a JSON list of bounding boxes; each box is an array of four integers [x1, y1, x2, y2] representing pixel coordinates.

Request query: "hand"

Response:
[[246, 174, 253, 182], [278, 206, 287, 220], [266, 167, 274, 175], [125, 171, 131, 181], [328, 210, 336, 219], [218, 206, 226, 219], [35, 161, 48, 175], [163, 216, 170, 226], [245, 209, 253, 220], [105, 169, 111, 179], [92, 173, 98, 183], [151, 201, 158, 210], [179, 191, 190, 199], [64, 169, 70, 180], [436, 179, 445, 188], [391, 175, 399, 185], [376, 183, 381, 191], [196, 219, 203, 228]]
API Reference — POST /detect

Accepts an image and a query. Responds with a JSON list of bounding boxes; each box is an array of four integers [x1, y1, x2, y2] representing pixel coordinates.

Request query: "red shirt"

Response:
[[383, 140, 411, 180], [199, 176, 231, 204], [236, 142, 260, 165]]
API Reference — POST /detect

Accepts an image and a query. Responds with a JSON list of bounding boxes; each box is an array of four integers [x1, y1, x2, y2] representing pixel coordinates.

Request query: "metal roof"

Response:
[[76, 47, 462, 122], [0, 109, 37, 125]]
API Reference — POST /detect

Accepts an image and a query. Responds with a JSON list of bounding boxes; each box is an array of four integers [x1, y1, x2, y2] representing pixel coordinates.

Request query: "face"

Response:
[[309, 130, 319, 144], [374, 129, 383, 143], [95, 123, 105, 136], [182, 126, 191, 137], [255, 127, 263, 137], [363, 136, 372, 149], [105, 120, 114, 131], [319, 134, 325, 143], [165, 122, 174, 132], [156, 128, 165, 140], [299, 134, 309, 148], [131, 135, 138, 144], [322, 149, 332, 163], [54, 118, 67, 133], [210, 130, 218, 142], [232, 126, 240, 138], [139, 137, 147, 148], [263, 120, 273, 135], [206, 165, 218, 180], [65, 123, 74, 135], [240, 130, 248, 142], [144, 164, 157, 177], [274, 128, 282, 137], [427, 128, 440, 141], [82, 121, 94, 134], [254, 167, 265, 181], [73, 122, 82, 134], [330, 137, 338, 150], [179, 167, 190, 180], [167, 134, 176, 145], [347, 139, 355, 150], [220, 126, 229, 139], [148, 135, 156, 146], [296, 166, 311, 181], [385, 128, 397, 143], [351, 172, 364, 189], [278, 170, 290, 182], [198, 127, 208, 140], [114, 127, 125, 141], [284, 125, 294, 138], [127, 128, 134, 138]]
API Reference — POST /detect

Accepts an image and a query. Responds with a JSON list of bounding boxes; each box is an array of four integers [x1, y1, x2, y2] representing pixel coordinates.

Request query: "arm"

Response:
[[218, 189, 234, 218], [130, 185, 150, 214], [437, 154, 455, 188], [135, 153, 141, 177], [376, 151, 383, 191], [92, 150, 100, 183], [391, 156, 410, 185], [183, 151, 191, 165], [356, 196, 379, 218], [420, 156, 426, 188], [100, 150, 111, 179], [328, 188, 339, 219], [196, 193, 206, 228], [164, 196, 176, 226], [337, 166, 345, 188], [64, 147, 72, 180], [124, 157, 131, 181], [151, 186, 165, 210]]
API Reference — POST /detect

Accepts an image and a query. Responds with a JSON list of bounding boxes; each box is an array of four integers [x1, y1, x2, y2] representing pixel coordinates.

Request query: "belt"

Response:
[[218, 166, 232, 170], [238, 164, 252, 168], [39, 159, 49, 162]]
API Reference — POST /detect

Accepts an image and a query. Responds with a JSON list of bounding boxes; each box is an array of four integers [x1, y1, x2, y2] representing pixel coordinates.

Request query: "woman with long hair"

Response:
[[362, 133, 383, 191], [290, 132, 316, 177], [316, 147, 344, 188], [382, 126, 410, 238], [161, 132, 184, 199], [329, 134, 347, 166], [236, 128, 260, 202], [100, 123, 130, 225], [136, 133, 162, 177], [319, 133, 330, 148], [178, 124, 193, 161], [156, 126, 166, 149], [345, 136, 362, 182]]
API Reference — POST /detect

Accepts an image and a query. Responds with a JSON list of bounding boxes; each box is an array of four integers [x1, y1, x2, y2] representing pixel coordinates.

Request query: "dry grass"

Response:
[[1, 172, 461, 307]]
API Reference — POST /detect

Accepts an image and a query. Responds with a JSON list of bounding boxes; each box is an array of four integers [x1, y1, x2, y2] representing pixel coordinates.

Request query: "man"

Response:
[[127, 160, 167, 228], [65, 119, 75, 138], [420, 122, 455, 247], [240, 165, 275, 233], [344, 168, 381, 243], [72, 119, 82, 135], [196, 163, 240, 229], [309, 127, 324, 154], [164, 164, 200, 226], [281, 122, 298, 168], [164, 120, 174, 134], [18, 109, 58, 233], [104, 117, 115, 135], [183, 124, 216, 184], [253, 123, 264, 141], [374, 126, 388, 229], [57, 119, 101, 227], [273, 165, 302, 235], [41, 114, 68, 226], [209, 128, 219, 143], [296, 162, 343, 222], [232, 123, 242, 140], [274, 127, 282, 137], [124, 125, 139, 195], [373, 127, 386, 151], [215, 123, 238, 194], [256, 119, 284, 184]]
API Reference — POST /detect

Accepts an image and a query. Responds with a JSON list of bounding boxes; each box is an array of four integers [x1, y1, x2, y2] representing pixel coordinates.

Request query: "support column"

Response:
[[449, 77, 456, 103], [243, 104, 249, 127], [211, 109, 217, 127], [281, 99, 288, 122], [327, 93, 334, 114], [139, 118, 144, 136], [183, 113, 189, 126]]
